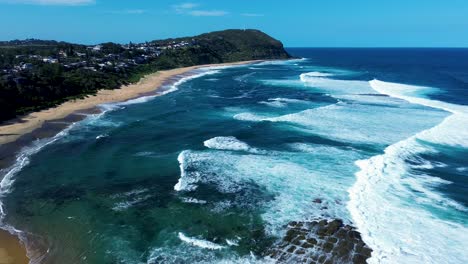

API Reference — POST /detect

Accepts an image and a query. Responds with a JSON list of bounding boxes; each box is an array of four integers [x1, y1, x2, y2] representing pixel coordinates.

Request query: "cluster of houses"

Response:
[[1, 39, 196, 76]]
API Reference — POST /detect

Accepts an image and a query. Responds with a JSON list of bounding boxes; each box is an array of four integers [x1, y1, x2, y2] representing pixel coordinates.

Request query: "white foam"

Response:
[[147, 244, 269, 264], [348, 80, 468, 263], [259, 98, 311, 108], [269, 98, 310, 104], [233, 112, 269, 122], [370, 80, 468, 148], [225, 238, 240, 246], [134, 151, 156, 157], [259, 100, 287, 108], [178, 232, 226, 250], [116, 95, 158, 106], [0, 123, 80, 262], [348, 142, 468, 263], [203, 136, 259, 153], [256, 58, 307, 66], [173, 148, 358, 234], [174, 150, 200, 192], [287, 143, 359, 156], [96, 134, 108, 140], [237, 94, 448, 146], [80, 113, 122, 128], [301, 71, 334, 77], [300, 73, 375, 95], [114, 69, 221, 108], [112, 198, 148, 211], [170, 69, 220, 90], [0, 126, 75, 196], [0, 104, 120, 204], [181, 197, 207, 204]]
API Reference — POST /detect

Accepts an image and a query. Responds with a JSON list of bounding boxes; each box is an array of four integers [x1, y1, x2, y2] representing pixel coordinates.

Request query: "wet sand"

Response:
[[0, 230, 28, 264]]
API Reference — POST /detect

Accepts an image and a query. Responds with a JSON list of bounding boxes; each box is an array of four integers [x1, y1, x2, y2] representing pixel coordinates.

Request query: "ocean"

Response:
[[1, 48, 467, 263]]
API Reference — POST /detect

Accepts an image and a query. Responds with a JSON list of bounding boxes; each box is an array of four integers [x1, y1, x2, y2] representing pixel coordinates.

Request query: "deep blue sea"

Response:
[[0, 48, 467, 263]]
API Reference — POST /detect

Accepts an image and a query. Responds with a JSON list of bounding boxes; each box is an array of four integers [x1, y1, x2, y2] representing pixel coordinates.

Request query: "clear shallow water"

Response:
[[1, 49, 467, 263]]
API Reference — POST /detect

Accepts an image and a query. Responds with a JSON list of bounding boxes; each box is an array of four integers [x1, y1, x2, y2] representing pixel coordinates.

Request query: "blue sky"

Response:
[[1, 0, 467, 47]]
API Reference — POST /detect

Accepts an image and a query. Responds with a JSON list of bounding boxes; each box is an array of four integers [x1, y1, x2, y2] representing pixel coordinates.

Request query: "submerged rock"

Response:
[[266, 219, 372, 263]]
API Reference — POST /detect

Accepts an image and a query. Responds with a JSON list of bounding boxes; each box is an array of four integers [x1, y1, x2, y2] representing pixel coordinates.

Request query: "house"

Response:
[[43, 57, 58, 63], [58, 50, 68, 58], [83, 67, 97, 71], [93, 45, 102, 51], [21, 63, 33, 70]]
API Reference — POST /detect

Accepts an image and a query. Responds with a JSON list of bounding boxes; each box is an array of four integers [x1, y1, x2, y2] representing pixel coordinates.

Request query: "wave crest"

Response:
[[348, 80, 468, 263], [203, 136, 258, 153]]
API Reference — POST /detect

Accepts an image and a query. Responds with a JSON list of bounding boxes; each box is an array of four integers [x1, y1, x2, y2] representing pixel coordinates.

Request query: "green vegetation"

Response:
[[0, 29, 290, 122]]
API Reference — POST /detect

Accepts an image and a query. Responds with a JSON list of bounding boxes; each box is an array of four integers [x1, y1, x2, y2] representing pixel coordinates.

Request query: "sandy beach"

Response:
[[0, 60, 260, 146], [0, 230, 29, 264], [0, 60, 260, 263]]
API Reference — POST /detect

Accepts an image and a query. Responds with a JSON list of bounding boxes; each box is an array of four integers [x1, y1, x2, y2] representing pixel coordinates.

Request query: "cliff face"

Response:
[[154, 29, 291, 66]]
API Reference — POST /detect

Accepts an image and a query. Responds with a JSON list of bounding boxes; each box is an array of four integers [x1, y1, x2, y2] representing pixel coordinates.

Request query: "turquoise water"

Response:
[[1, 50, 468, 263]]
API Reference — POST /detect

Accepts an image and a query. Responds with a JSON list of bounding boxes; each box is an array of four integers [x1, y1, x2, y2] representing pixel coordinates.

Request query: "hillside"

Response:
[[152, 29, 290, 66], [0, 29, 290, 122]]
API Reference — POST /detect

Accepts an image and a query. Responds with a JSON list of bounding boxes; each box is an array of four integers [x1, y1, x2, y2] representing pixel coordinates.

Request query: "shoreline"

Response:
[[0, 230, 29, 264], [0, 59, 262, 264], [0, 60, 261, 147], [0, 60, 262, 169]]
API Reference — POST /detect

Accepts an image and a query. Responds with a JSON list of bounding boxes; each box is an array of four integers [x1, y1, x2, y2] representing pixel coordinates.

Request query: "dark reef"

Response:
[[266, 219, 372, 264]]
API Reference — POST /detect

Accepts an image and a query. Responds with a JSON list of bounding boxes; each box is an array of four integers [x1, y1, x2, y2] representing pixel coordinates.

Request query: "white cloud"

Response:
[[189, 10, 227, 17], [173, 2, 198, 13], [175, 2, 198, 10], [173, 2, 228, 17], [241, 13, 265, 17], [1, 0, 94, 5]]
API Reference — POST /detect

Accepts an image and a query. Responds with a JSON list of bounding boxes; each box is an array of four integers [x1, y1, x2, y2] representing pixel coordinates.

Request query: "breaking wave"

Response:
[[348, 80, 468, 263], [203, 136, 261, 153]]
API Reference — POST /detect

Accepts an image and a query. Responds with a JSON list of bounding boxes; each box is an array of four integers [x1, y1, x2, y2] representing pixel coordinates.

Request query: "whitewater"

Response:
[[1, 52, 467, 263], [348, 80, 468, 264]]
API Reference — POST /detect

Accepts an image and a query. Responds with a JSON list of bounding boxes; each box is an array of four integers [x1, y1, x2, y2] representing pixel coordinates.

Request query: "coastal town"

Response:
[[0, 38, 193, 77], [0, 29, 290, 122]]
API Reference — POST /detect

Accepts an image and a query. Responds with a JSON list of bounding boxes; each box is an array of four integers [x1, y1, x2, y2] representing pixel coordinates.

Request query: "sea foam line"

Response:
[[0, 122, 81, 263], [114, 68, 221, 107], [348, 79, 468, 264], [178, 232, 226, 250]]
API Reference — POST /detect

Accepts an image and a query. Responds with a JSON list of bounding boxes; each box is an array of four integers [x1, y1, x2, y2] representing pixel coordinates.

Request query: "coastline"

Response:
[[0, 60, 261, 147], [0, 230, 29, 264], [0, 59, 262, 264]]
